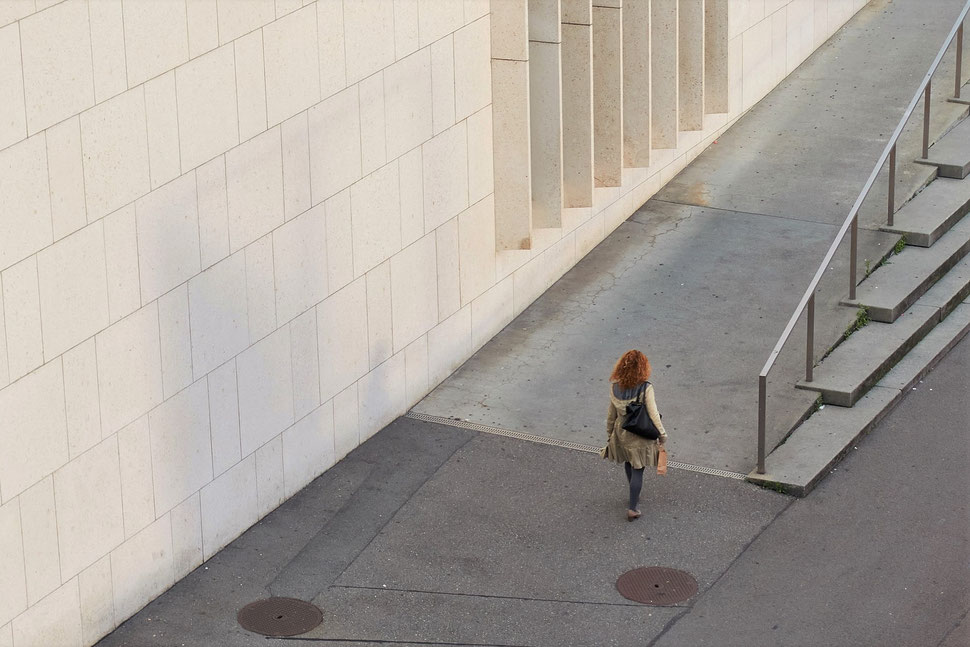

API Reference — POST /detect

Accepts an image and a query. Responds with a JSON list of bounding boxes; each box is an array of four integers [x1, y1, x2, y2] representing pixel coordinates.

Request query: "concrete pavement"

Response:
[[414, 0, 970, 475], [95, 416, 790, 647], [96, 334, 969, 647]]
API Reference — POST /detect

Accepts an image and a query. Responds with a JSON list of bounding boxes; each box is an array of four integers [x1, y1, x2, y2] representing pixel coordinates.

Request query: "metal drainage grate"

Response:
[[237, 597, 323, 637], [616, 567, 698, 605]]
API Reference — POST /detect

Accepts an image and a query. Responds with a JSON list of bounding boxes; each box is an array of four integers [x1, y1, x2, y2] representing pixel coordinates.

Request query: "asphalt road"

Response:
[[651, 333, 970, 647]]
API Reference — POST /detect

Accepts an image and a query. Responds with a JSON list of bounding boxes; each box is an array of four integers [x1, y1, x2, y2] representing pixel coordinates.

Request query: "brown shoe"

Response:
[[626, 509, 641, 521]]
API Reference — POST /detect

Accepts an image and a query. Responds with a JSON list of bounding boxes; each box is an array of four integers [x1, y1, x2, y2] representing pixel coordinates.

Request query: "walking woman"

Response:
[[600, 350, 667, 521]]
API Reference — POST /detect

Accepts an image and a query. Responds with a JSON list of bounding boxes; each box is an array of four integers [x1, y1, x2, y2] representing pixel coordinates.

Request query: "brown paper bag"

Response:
[[657, 446, 668, 476]]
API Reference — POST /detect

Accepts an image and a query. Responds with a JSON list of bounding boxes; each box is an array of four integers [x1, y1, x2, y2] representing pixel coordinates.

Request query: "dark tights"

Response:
[[624, 462, 645, 511]]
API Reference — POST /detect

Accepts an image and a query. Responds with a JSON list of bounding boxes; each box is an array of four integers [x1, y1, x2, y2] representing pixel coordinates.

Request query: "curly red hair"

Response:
[[610, 350, 651, 389]]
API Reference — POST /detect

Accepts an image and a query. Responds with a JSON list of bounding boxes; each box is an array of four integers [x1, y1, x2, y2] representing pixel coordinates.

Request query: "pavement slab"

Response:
[[415, 201, 894, 474], [334, 434, 788, 604], [95, 419, 790, 647], [308, 586, 679, 647], [656, 0, 969, 231]]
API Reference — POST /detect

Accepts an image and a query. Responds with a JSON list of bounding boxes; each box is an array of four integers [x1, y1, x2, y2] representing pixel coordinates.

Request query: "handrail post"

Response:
[[757, 375, 766, 474], [888, 144, 896, 226], [957, 23, 964, 99], [806, 293, 815, 382], [849, 215, 858, 300], [923, 79, 932, 159]]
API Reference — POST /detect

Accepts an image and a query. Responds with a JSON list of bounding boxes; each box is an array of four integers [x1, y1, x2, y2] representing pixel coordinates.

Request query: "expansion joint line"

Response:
[[404, 412, 747, 481], [332, 583, 653, 609], [269, 637, 534, 647]]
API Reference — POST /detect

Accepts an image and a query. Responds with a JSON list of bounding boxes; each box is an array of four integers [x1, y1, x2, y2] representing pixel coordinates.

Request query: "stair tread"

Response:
[[749, 386, 899, 495], [924, 116, 970, 177], [883, 176, 970, 246], [920, 253, 970, 313], [881, 302, 970, 389], [796, 304, 940, 405], [851, 216, 970, 321], [753, 302, 970, 495]]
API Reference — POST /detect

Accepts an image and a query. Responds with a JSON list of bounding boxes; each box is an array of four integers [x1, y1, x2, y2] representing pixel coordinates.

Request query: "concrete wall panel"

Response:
[[11, 580, 81, 647], [623, 0, 651, 168], [561, 21, 594, 206], [117, 418, 155, 540], [436, 217, 461, 321], [705, 0, 729, 113], [53, 437, 123, 580], [593, 5, 623, 186], [679, 0, 705, 130], [46, 117, 87, 240], [2, 257, 43, 381], [651, 0, 678, 148], [21, 1, 94, 134], [0, 24, 25, 150], [96, 305, 163, 436], [530, 40, 564, 226], [19, 477, 61, 604]]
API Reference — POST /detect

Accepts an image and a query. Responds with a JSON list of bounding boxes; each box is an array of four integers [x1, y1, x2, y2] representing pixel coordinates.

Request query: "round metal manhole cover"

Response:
[[237, 597, 323, 637], [616, 567, 698, 605]]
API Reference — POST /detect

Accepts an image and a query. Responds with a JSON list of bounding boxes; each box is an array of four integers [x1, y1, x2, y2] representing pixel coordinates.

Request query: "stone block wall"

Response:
[[0, 1, 865, 645]]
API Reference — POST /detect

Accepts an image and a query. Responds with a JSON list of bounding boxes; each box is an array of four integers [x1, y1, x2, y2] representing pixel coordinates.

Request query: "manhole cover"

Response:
[[237, 597, 323, 636], [616, 567, 698, 605]]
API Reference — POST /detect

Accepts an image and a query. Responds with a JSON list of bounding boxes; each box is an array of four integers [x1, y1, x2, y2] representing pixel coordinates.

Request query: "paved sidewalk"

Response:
[[415, 0, 969, 474], [97, 335, 968, 647], [96, 417, 790, 647]]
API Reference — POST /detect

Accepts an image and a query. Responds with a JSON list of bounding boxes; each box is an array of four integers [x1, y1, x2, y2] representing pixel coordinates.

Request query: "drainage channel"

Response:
[[405, 411, 747, 481]]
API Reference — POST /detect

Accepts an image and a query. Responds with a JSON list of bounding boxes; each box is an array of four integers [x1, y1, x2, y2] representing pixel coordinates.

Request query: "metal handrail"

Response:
[[756, 2, 969, 475]]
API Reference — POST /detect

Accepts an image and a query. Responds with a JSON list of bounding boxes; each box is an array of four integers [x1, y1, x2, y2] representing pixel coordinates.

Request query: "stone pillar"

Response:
[[492, 0, 533, 250], [650, 0, 677, 149], [679, 0, 704, 130], [622, 0, 650, 168], [561, 0, 594, 207], [704, 0, 728, 114], [592, 1, 622, 187], [529, 0, 564, 228]]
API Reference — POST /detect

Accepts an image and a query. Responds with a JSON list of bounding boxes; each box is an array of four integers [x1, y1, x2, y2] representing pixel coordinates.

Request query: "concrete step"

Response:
[[881, 176, 970, 247], [919, 253, 970, 318], [750, 302, 970, 496], [917, 116, 970, 179], [845, 216, 970, 322], [796, 304, 940, 406]]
